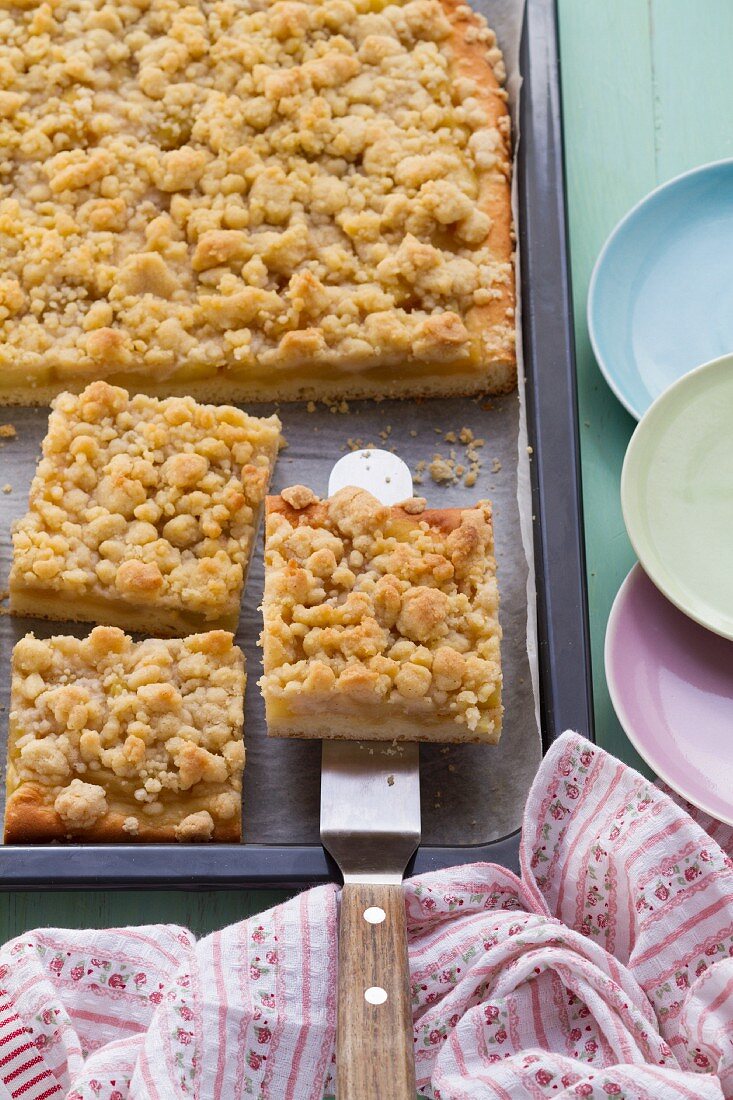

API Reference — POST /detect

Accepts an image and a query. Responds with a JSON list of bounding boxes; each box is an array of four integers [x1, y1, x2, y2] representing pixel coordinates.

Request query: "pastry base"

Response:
[[265, 707, 502, 746], [4, 781, 242, 844]]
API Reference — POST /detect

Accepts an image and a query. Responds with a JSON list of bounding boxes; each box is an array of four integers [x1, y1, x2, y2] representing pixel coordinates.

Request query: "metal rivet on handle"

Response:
[[364, 986, 388, 1005], [363, 906, 386, 924]]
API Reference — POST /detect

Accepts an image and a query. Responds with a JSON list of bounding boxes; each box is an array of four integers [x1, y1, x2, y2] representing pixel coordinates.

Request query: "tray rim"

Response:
[[0, 0, 594, 890]]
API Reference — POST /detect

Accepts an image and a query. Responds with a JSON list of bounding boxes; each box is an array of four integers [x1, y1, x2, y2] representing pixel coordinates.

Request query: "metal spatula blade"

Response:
[[321, 448, 420, 1100], [320, 738, 420, 884]]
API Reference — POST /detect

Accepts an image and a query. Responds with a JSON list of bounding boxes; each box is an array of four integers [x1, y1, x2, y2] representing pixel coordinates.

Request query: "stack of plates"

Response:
[[588, 161, 733, 820]]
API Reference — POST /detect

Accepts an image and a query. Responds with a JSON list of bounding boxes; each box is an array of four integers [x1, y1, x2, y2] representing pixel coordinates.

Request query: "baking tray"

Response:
[[0, 0, 593, 889]]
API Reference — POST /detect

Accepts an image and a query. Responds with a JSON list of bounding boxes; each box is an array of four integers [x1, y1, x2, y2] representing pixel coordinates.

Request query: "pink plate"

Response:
[[606, 564, 733, 823]]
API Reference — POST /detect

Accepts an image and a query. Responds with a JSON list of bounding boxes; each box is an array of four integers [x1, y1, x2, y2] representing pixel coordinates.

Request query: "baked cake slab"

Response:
[[4, 627, 245, 843], [9, 381, 280, 635], [0, 0, 514, 404], [260, 484, 502, 742]]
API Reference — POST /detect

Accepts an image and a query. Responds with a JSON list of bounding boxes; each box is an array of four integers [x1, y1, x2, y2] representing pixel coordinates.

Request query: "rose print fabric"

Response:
[[2, 732, 733, 1100]]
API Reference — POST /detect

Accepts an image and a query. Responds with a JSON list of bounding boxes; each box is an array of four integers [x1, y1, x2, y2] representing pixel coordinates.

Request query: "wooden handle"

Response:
[[337, 882, 416, 1100]]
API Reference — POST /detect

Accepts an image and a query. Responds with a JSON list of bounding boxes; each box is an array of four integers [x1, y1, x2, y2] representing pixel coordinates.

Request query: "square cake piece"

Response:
[[10, 381, 280, 635], [260, 485, 502, 743], [4, 627, 245, 843], [0, 0, 514, 406]]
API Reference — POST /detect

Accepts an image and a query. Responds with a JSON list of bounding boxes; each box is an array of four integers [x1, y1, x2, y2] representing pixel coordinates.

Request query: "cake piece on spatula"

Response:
[[4, 627, 245, 843], [10, 381, 281, 636], [260, 481, 502, 743]]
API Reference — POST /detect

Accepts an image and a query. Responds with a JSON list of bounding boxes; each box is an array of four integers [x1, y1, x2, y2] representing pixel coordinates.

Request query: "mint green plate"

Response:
[[621, 354, 733, 640]]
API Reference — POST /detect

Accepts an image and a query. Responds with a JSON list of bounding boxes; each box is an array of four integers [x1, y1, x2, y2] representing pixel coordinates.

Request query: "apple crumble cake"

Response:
[[4, 627, 245, 843], [9, 381, 281, 635], [0, 0, 514, 405], [260, 484, 502, 742]]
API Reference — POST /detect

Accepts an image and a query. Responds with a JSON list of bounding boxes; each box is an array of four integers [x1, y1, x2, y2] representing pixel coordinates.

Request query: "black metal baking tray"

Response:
[[0, 0, 593, 889]]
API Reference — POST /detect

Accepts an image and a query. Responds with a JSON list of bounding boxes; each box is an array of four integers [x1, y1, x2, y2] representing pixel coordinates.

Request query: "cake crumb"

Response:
[[387, 774, 394, 787], [429, 455, 455, 483], [2, 484, 11, 494], [0, 425, 16, 439]]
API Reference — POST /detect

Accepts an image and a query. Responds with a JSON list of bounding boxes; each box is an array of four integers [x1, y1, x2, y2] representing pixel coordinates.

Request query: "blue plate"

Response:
[[588, 159, 733, 420]]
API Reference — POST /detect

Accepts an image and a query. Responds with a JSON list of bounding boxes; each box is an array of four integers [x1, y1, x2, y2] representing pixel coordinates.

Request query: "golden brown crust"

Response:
[[261, 486, 502, 744], [4, 627, 245, 845], [4, 785, 240, 844], [440, 0, 515, 380]]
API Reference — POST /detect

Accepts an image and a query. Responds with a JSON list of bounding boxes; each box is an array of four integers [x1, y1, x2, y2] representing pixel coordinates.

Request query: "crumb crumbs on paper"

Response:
[[339, 422, 490, 491], [2, 484, 11, 494], [345, 436, 379, 452], [411, 426, 487, 488], [383, 740, 404, 757], [387, 774, 395, 787], [307, 399, 349, 414], [0, 424, 16, 438], [429, 455, 454, 483]]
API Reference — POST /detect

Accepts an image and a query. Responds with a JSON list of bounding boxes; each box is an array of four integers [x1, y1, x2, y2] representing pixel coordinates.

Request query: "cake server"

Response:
[[322, 448, 421, 1100]]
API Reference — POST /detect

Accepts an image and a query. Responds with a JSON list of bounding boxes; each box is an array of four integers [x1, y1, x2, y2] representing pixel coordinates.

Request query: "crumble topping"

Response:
[[260, 485, 502, 739], [10, 381, 280, 630], [174, 809, 215, 841], [281, 484, 318, 510], [7, 626, 245, 839], [0, 0, 513, 395], [54, 779, 108, 831]]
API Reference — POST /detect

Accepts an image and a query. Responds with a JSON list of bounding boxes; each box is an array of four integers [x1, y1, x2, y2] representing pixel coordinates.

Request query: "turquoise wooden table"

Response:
[[1, 0, 732, 939]]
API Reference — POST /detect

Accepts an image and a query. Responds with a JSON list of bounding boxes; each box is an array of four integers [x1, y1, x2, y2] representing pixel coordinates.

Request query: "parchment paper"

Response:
[[0, 0, 539, 850]]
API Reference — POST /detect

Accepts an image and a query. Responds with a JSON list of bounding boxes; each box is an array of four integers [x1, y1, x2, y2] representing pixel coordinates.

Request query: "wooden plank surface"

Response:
[[1, 0, 732, 938], [558, 0, 733, 771]]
